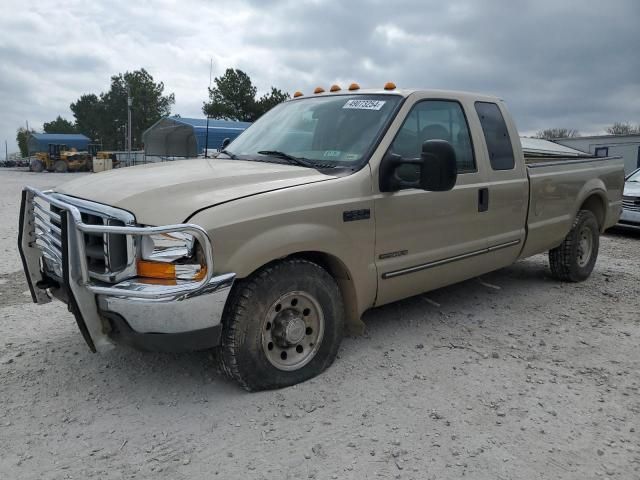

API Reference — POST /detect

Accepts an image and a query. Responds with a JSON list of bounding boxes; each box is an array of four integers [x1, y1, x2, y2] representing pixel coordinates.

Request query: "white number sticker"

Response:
[[343, 99, 386, 111], [323, 150, 340, 157]]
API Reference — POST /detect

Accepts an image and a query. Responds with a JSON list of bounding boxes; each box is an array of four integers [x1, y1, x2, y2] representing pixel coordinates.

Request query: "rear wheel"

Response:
[[53, 160, 68, 173], [549, 210, 599, 282], [30, 159, 44, 172], [218, 259, 344, 391]]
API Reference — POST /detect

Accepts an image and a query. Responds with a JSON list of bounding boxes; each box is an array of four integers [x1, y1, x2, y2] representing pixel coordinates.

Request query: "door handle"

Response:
[[478, 188, 489, 212]]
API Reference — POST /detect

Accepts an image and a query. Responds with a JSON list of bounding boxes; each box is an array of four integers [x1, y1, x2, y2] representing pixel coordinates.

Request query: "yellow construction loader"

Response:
[[29, 144, 100, 173]]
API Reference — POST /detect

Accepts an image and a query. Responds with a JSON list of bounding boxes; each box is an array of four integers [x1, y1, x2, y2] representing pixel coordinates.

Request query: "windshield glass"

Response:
[[628, 169, 640, 182], [224, 94, 402, 167]]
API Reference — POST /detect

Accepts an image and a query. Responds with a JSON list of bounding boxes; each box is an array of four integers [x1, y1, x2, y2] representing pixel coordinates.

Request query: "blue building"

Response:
[[143, 117, 251, 157], [27, 133, 91, 154]]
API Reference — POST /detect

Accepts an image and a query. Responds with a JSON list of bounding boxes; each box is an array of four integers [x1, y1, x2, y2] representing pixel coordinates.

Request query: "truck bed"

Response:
[[519, 155, 625, 259], [525, 154, 608, 164]]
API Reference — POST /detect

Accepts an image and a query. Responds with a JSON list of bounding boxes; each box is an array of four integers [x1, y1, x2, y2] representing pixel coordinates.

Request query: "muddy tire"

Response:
[[218, 259, 344, 391], [53, 160, 68, 173], [549, 210, 599, 282], [29, 159, 44, 173]]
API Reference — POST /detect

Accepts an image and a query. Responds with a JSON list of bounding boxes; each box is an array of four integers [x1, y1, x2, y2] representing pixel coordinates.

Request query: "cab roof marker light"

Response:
[[293, 91, 304, 98], [384, 82, 396, 90], [329, 84, 341, 92], [313, 87, 325, 94], [348, 83, 360, 91]]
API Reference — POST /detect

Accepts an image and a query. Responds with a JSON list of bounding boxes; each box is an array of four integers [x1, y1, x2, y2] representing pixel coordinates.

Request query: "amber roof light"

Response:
[[348, 83, 360, 91], [384, 82, 396, 90], [313, 87, 325, 94], [293, 91, 304, 98], [330, 84, 341, 92]]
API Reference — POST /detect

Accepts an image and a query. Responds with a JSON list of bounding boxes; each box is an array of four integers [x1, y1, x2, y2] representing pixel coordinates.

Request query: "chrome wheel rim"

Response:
[[261, 291, 324, 371], [577, 226, 593, 268]]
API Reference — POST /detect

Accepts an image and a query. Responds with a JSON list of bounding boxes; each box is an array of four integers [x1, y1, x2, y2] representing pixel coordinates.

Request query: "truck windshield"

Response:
[[223, 94, 402, 168]]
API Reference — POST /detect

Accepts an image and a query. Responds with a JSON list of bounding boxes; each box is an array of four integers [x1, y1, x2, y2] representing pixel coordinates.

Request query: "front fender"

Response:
[[188, 170, 378, 318], [222, 223, 355, 278], [208, 220, 377, 319]]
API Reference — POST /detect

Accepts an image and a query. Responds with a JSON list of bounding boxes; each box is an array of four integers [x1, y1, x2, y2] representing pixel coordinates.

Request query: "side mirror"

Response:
[[221, 138, 231, 149], [379, 139, 457, 192], [420, 139, 457, 192]]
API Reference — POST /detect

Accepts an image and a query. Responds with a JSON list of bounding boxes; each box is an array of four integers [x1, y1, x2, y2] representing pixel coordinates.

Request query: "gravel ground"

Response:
[[1, 169, 639, 479]]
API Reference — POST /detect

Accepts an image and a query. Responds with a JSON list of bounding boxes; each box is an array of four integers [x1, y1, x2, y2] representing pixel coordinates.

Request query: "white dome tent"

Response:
[[143, 117, 251, 158]]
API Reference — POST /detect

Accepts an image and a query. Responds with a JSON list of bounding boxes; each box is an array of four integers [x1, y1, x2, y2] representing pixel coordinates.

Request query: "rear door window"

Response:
[[474, 102, 515, 170]]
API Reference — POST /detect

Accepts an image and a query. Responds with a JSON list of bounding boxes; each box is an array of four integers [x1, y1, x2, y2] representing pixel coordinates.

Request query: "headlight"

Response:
[[140, 232, 195, 262], [137, 232, 206, 281]]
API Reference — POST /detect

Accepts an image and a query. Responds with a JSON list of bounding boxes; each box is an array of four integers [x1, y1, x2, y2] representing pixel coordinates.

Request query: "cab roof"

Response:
[[288, 87, 502, 104]]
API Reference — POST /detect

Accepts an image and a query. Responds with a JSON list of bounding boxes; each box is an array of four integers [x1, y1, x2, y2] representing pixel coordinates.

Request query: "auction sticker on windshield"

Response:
[[343, 99, 386, 110]]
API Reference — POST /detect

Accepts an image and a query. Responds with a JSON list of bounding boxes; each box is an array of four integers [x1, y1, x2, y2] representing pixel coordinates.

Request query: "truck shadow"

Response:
[[360, 255, 552, 339], [29, 255, 555, 397], [100, 256, 552, 394], [604, 226, 640, 240]]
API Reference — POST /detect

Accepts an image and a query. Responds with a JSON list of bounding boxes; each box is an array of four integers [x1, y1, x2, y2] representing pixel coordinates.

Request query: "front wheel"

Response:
[[218, 259, 344, 391], [53, 160, 68, 173], [549, 210, 599, 282]]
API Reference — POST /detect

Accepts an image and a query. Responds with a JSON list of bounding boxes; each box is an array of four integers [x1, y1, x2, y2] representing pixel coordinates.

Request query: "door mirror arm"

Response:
[[379, 152, 422, 192]]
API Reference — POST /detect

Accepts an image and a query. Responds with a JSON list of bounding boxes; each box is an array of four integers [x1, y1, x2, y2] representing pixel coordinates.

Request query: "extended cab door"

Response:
[[373, 95, 493, 306], [472, 101, 528, 266]]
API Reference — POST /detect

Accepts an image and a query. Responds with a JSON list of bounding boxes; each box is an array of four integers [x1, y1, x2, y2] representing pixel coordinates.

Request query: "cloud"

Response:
[[0, 0, 638, 153]]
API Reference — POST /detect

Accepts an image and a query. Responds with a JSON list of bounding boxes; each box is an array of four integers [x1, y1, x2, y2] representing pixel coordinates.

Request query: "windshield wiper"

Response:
[[257, 150, 315, 168], [217, 149, 237, 159]]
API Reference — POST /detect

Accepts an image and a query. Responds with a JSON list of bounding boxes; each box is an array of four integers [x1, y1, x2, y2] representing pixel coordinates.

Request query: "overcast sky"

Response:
[[1, 0, 639, 153]]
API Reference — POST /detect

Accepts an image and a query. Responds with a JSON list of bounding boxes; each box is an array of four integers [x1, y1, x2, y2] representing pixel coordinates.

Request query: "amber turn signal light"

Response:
[[137, 260, 176, 280], [137, 260, 207, 281]]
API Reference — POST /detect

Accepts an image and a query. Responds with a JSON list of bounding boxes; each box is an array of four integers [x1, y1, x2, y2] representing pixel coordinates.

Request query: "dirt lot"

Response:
[[1, 169, 639, 479]]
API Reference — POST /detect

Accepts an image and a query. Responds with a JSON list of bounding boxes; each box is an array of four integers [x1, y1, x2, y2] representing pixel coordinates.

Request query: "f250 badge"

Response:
[[379, 250, 408, 259]]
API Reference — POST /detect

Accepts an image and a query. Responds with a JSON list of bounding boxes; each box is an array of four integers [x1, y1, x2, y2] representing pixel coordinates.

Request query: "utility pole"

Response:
[[204, 58, 213, 158], [5, 140, 8, 162], [25, 121, 31, 160], [127, 85, 133, 164]]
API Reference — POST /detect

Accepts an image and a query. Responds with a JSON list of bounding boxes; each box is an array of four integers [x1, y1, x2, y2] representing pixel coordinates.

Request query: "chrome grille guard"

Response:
[[18, 186, 230, 353], [20, 186, 216, 300]]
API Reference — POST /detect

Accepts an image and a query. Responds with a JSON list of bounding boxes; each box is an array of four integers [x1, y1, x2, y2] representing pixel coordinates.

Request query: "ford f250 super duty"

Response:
[[19, 85, 625, 390]]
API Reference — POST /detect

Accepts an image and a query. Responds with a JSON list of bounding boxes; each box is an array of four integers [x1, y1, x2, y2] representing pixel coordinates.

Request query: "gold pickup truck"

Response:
[[19, 86, 625, 390]]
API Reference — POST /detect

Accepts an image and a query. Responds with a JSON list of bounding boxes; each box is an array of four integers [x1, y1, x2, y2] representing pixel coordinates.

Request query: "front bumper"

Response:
[[18, 186, 235, 353], [616, 208, 640, 230]]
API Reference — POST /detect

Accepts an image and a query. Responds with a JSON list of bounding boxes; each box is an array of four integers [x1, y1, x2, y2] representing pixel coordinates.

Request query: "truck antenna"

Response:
[[204, 58, 213, 158]]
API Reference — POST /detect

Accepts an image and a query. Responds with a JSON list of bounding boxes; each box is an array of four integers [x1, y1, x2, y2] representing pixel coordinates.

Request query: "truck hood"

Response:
[[56, 158, 337, 225]]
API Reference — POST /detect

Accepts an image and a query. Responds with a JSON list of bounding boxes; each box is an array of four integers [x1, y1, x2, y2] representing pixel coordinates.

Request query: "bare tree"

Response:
[[534, 128, 580, 140], [605, 122, 639, 135]]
